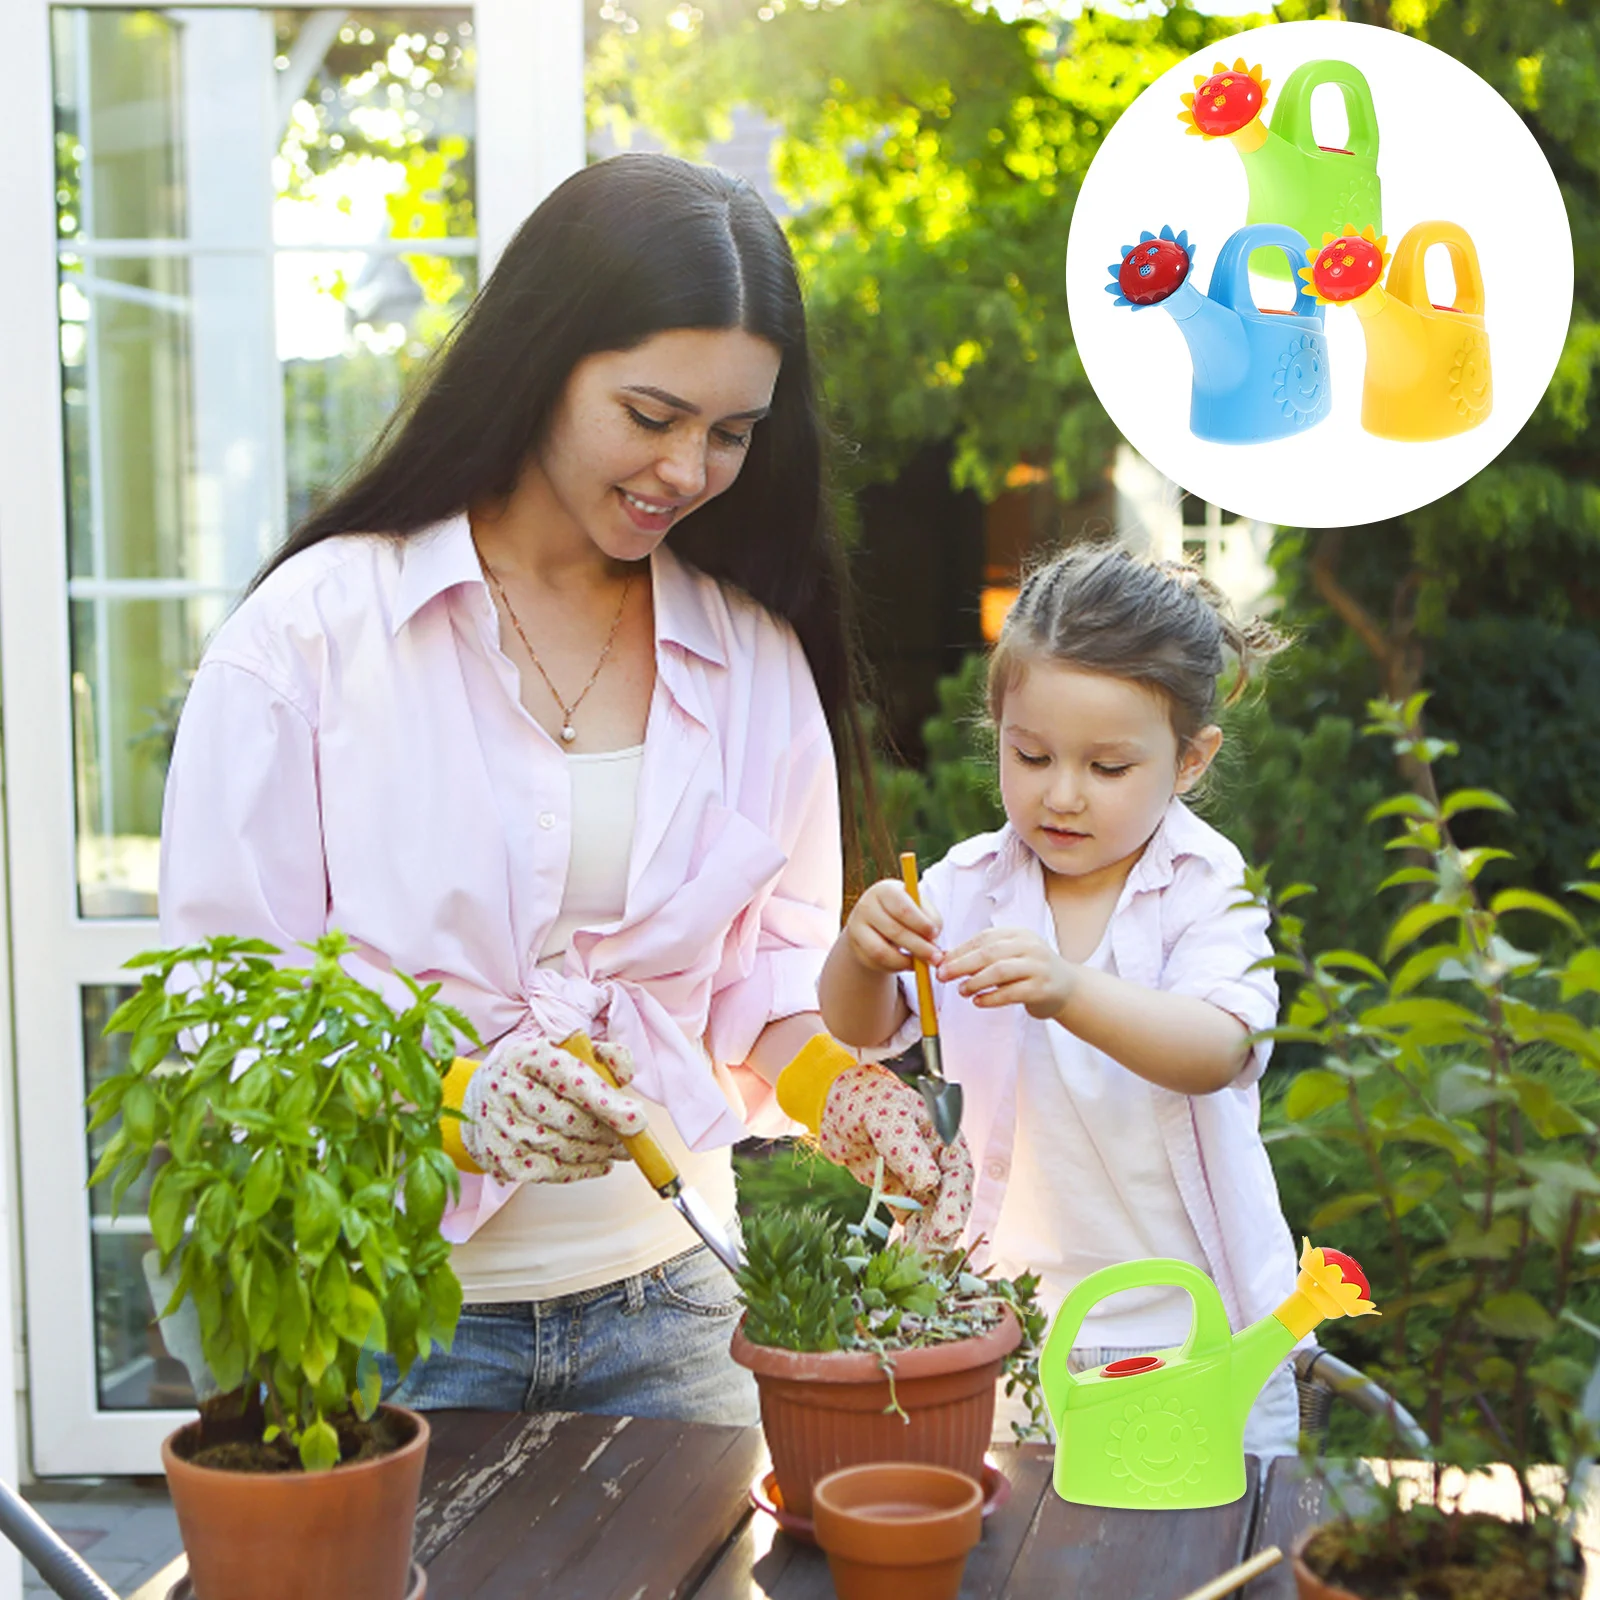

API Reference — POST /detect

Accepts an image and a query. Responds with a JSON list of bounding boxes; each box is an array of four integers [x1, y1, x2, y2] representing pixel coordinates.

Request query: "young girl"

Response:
[[816, 542, 1303, 1454]]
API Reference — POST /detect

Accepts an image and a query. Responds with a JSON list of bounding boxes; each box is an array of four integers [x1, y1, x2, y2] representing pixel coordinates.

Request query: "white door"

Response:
[[0, 0, 581, 1476]]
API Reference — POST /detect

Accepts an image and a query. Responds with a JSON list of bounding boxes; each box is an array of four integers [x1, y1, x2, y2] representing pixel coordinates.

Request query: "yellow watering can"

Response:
[[1040, 1241, 1377, 1510], [1301, 220, 1492, 441]]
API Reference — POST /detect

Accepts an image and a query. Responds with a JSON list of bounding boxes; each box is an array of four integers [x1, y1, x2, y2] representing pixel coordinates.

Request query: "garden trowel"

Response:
[[560, 1031, 742, 1275], [897, 852, 964, 1146]]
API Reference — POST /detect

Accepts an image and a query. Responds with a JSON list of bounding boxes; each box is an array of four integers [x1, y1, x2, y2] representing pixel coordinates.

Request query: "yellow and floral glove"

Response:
[[776, 1036, 975, 1252], [447, 1034, 647, 1185]]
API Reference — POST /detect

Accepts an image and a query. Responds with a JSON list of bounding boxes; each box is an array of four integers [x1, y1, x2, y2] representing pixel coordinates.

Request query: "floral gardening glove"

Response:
[[459, 1034, 647, 1185], [818, 1064, 976, 1253]]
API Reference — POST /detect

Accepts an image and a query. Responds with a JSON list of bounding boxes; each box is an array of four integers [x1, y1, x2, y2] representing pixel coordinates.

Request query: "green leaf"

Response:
[[294, 1173, 342, 1263], [1359, 998, 1483, 1042], [1309, 1192, 1381, 1228], [1389, 943, 1465, 996], [120, 1081, 159, 1148], [333, 1284, 385, 1350], [1366, 793, 1439, 823], [1456, 847, 1514, 882], [301, 1317, 339, 1385], [299, 1417, 341, 1473], [147, 1163, 189, 1258], [241, 1149, 285, 1223], [1316, 952, 1387, 983], [1559, 949, 1600, 1001], [1475, 1293, 1556, 1342], [1488, 889, 1582, 936], [1382, 903, 1464, 963], [421, 1266, 463, 1346], [1284, 1069, 1348, 1122], [277, 1272, 311, 1368], [1439, 789, 1515, 822], [404, 1160, 446, 1234], [193, 1184, 240, 1256], [244, 1253, 280, 1350], [1378, 866, 1438, 892], [1432, 1063, 1506, 1118], [315, 1253, 351, 1317]]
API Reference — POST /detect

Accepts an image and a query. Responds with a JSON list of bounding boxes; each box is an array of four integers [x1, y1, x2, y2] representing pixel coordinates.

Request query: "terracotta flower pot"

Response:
[[730, 1305, 1021, 1520], [161, 1404, 429, 1600], [1291, 1530, 1363, 1600], [813, 1462, 983, 1600]]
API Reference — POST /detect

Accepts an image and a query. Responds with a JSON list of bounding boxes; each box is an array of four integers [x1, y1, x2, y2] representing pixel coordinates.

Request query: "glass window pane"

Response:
[[83, 985, 195, 1411], [72, 596, 227, 920], [52, 8, 477, 920], [281, 251, 477, 527], [273, 11, 477, 247]]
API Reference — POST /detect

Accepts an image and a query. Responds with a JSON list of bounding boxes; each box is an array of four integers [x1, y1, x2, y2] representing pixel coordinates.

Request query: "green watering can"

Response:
[[1041, 1240, 1377, 1510], [1179, 58, 1382, 283]]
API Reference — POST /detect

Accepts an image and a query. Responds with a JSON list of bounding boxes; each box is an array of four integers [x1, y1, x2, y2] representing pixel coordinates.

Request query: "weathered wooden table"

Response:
[[122, 1414, 1600, 1599], [132, 1410, 1269, 1599]]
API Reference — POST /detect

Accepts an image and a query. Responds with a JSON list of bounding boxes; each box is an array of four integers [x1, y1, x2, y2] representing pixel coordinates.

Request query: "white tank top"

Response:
[[986, 925, 1211, 1349], [451, 745, 738, 1302]]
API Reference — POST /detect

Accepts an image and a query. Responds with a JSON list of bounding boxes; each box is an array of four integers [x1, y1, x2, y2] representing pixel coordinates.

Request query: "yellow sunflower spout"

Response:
[[1272, 1239, 1379, 1340]]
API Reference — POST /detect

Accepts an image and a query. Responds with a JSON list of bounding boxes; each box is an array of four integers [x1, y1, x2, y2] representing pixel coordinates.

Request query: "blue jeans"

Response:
[[381, 1243, 758, 1427]]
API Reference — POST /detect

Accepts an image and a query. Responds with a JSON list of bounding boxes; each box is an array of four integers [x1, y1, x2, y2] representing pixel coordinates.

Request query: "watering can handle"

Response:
[[1039, 1259, 1233, 1410], [1382, 221, 1486, 317], [1210, 224, 1318, 319], [1273, 59, 1379, 162]]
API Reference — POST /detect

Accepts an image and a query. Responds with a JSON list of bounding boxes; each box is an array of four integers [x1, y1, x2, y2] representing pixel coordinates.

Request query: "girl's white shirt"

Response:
[[886, 799, 1298, 1336]]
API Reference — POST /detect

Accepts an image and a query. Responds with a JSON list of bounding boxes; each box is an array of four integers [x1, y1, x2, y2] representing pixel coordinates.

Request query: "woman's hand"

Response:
[[938, 929, 1077, 1021], [843, 879, 943, 974], [460, 1035, 648, 1184], [817, 1065, 974, 1251]]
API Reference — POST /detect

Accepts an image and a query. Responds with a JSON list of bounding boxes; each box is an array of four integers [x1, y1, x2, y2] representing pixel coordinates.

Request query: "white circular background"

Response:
[[1064, 20, 1573, 528]]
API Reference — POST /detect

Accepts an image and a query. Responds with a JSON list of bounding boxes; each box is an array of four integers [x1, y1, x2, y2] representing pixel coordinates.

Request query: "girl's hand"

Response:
[[938, 930, 1077, 1021], [461, 1035, 648, 1184], [817, 1064, 974, 1251], [844, 879, 943, 974]]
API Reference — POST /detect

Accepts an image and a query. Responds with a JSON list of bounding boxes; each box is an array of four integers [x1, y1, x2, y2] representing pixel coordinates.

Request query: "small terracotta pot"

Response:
[[1291, 1530, 1364, 1600], [167, 1564, 427, 1599], [813, 1462, 983, 1600], [730, 1306, 1020, 1520], [161, 1405, 428, 1600]]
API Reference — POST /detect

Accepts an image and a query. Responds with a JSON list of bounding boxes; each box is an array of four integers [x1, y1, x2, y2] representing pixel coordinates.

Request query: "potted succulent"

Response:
[[730, 1170, 1045, 1523], [1253, 697, 1598, 1598], [88, 932, 475, 1600]]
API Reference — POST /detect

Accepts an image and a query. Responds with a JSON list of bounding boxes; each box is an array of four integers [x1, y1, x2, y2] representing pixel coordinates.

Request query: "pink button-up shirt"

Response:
[[160, 515, 840, 1238], [887, 801, 1297, 1331]]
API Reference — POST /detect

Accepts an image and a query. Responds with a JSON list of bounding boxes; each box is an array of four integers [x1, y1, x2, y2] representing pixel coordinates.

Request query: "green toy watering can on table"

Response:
[[1041, 1240, 1377, 1510], [1179, 58, 1382, 283]]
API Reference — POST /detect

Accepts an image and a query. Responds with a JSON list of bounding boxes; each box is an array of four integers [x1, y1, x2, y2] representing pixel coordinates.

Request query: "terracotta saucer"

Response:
[[751, 1461, 1011, 1546]]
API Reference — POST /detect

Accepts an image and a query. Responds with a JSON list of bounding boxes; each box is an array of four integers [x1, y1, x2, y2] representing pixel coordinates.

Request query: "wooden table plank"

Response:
[[415, 1410, 614, 1567], [1240, 1459, 1343, 1600], [1002, 1455, 1262, 1600], [422, 1413, 761, 1599]]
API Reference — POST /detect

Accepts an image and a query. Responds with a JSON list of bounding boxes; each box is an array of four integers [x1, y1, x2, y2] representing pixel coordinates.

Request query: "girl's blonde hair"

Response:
[[987, 542, 1287, 748]]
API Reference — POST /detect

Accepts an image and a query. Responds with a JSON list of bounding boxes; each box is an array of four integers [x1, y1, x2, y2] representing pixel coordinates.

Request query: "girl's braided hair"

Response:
[[986, 541, 1287, 750]]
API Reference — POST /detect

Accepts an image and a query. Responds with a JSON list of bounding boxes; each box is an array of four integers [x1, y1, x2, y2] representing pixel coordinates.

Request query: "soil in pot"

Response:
[[813, 1462, 983, 1600], [1296, 1514, 1587, 1600], [163, 1403, 428, 1600], [730, 1304, 1020, 1520]]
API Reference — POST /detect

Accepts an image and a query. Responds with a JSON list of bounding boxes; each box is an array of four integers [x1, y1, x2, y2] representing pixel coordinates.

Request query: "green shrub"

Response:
[[1254, 696, 1599, 1585]]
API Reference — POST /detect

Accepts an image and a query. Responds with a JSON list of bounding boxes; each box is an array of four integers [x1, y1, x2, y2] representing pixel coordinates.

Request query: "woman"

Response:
[[159, 154, 972, 1426]]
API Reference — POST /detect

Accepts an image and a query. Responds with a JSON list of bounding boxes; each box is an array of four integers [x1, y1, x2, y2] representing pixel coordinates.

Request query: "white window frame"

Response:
[[0, 0, 582, 1476]]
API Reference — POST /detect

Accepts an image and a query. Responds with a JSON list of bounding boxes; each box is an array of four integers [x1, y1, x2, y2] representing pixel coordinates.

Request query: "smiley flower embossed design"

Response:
[[1106, 1394, 1211, 1502], [1273, 332, 1328, 425], [1449, 332, 1491, 420]]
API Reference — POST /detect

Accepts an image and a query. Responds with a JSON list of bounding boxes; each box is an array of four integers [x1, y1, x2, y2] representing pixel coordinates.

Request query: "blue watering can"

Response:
[[1106, 223, 1332, 444]]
